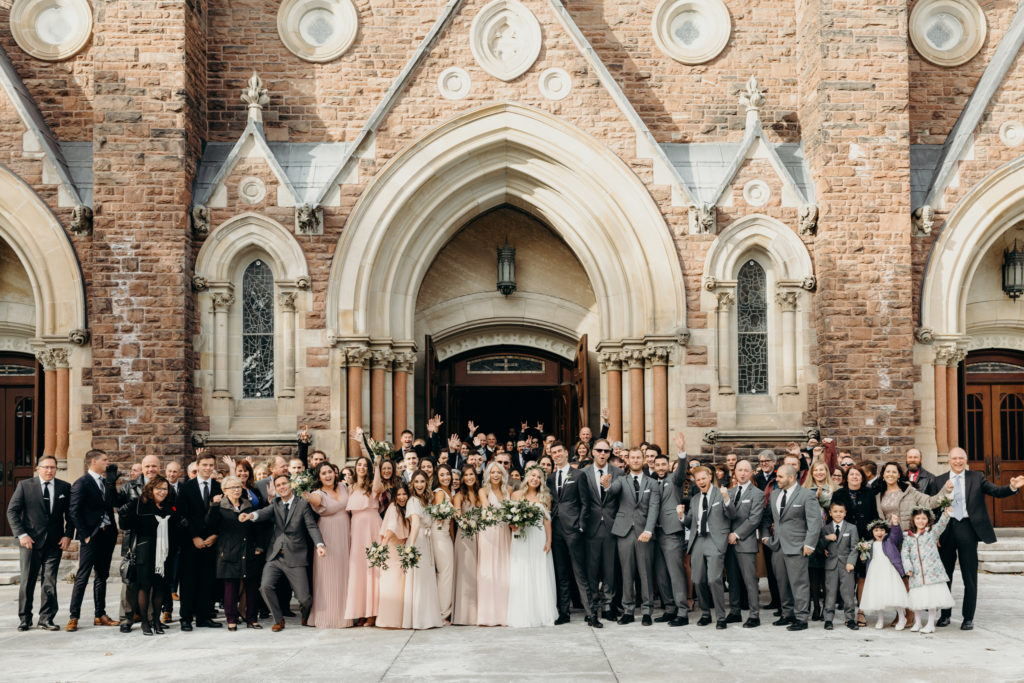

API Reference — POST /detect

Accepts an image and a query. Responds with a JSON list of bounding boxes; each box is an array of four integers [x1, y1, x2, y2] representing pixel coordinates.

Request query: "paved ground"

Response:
[[2, 570, 1023, 682]]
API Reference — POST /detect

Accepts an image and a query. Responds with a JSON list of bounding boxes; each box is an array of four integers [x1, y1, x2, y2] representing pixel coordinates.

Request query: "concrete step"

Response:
[[978, 550, 1024, 562], [979, 561, 1024, 574], [996, 527, 1024, 538], [986, 539, 1024, 552]]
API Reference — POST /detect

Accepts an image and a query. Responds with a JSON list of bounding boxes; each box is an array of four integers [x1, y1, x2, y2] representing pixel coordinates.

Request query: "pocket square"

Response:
[[58, 494, 66, 499], [741, 499, 751, 504], [712, 501, 721, 507], [842, 533, 850, 537], [793, 504, 803, 508]]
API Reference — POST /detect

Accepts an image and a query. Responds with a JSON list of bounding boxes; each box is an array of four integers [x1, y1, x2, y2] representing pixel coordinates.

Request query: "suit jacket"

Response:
[[654, 459, 689, 535], [578, 463, 623, 537], [683, 486, 736, 554], [254, 496, 324, 567], [907, 466, 935, 492], [727, 482, 764, 553], [69, 472, 116, 541], [762, 485, 822, 555], [607, 472, 661, 538], [818, 520, 859, 570], [754, 469, 776, 491], [927, 470, 1018, 544], [7, 476, 73, 546], [178, 477, 222, 543], [547, 467, 585, 536]]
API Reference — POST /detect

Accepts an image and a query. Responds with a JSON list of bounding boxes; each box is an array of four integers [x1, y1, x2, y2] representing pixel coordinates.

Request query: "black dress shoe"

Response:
[[725, 613, 742, 624], [960, 620, 974, 631], [17, 622, 31, 632], [697, 614, 713, 626], [716, 621, 727, 630], [743, 618, 760, 628], [846, 620, 859, 630], [119, 622, 132, 633], [37, 621, 59, 631], [180, 620, 193, 632], [787, 621, 808, 631], [589, 617, 603, 628], [602, 611, 617, 622], [773, 616, 794, 626], [936, 614, 951, 627], [773, 609, 782, 617], [282, 610, 297, 617], [554, 614, 570, 625], [197, 619, 223, 628], [669, 616, 689, 627], [654, 612, 675, 623], [824, 621, 834, 630], [247, 621, 263, 629], [641, 615, 653, 626], [617, 614, 634, 625]]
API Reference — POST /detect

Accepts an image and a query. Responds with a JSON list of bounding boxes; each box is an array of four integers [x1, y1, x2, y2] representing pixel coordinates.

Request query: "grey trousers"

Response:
[[690, 536, 727, 621], [772, 550, 811, 623], [823, 564, 857, 622], [617, 534, 655, 615], [18, 542, 61, 623], [726, 547, 760, 620], [654, 530, 689, 616], [259, 557, 312, 623]]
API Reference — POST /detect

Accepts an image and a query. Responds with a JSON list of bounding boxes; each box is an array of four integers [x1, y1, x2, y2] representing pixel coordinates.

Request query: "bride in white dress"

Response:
[[507, 465, 558, 628]]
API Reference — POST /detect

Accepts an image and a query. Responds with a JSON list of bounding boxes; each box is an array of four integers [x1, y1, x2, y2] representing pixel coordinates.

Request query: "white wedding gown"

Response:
[[507, 510, 558, 628]]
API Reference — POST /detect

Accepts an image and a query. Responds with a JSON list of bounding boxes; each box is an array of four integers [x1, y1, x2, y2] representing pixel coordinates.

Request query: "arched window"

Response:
[[242, 259, 274, 398], [737, 259, 768, 395]]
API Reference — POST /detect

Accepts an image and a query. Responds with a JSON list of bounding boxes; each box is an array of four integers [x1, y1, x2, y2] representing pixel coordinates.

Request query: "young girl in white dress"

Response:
[[860, 514, 909, 630], [901, 506, 955, 634], [506, 465, 558, 628]]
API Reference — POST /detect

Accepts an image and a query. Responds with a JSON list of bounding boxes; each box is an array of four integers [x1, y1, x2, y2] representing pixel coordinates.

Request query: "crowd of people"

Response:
[[8, 417, 1024, 636]]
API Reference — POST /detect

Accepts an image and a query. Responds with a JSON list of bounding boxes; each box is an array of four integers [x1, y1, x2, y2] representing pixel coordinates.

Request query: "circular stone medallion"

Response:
[[10, 0, 92, 61], [278, 0, 358, 63]]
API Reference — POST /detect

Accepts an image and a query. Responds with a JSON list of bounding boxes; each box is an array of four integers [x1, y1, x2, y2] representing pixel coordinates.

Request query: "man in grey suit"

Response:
[[683, 466, 736, 629], [254, 455, 289, 502], [7, 455, 73, 631], [820, 500, 860, 630], [601, 447, 660, 625], [578, 438, 623, 627], [243, 473, 325, 631], [651, 433, 689, 627], [724, 459, 764, 628], [761, 464, 822, 631]]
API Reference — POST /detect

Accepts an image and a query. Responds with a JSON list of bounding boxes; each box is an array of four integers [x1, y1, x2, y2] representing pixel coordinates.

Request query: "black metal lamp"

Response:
[[497, 244, 516, 296], [1003, 239, 1024, 301]]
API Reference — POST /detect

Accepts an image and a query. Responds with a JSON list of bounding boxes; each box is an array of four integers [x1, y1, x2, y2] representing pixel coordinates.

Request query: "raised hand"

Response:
[[676, 504, 685, 518], [350, 426, 364, 442], [674, 431, 685, 453], [244, 456, 255, 465], [1010, 475, 1024, 490], [211, 494, 223, 504], [299, 425, 310, 443], [195, 447, 207, 460], [535, 421, 544, 432], [468, 420, 477, 435], [719, 486, 730, 502], [600, 407, 609, 423], [221, 455, 236, 471], [889, 513, 899, 526], [266, 482, 274, 499], [521, 420, 529, 432]]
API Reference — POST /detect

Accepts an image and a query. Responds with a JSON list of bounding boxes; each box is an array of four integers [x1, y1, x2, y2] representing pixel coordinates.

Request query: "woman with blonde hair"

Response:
[[507, 465, 557, 627], [476, 461, 511, 626], [803, 458, 836, 621]]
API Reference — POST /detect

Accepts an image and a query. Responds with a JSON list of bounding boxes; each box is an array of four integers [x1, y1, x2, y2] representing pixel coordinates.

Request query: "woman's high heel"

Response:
[[152, 620, 165, 635], [141, 620, 153, 636]]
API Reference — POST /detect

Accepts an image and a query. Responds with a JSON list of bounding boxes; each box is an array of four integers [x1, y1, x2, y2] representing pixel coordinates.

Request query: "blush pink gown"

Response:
[[376, 503, 408, 629], [345, 488, 381, 619], [402, 497, 443, 629], [309, 486, 352, 628], [475, 489, 511, 626]]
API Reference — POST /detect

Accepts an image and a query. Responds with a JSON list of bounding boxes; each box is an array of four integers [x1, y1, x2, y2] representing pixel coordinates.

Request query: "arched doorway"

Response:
[[0, 353, 41, 535]]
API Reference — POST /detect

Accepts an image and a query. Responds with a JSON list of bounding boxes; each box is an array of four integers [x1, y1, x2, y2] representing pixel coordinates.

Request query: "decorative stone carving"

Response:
[[470, 0, 542, 82], [739, 76, 767, 117], [344, 346, 371, 367], [278, 0, 358, 63], [644, 344, 671, 366], [703, 276, 717, 291], [598, 350, 623, 372], [677, 329, 691, 346], [912, 205, 934, 237], [703, 429, 719, 445], [798, 204, 819, 236], [295, 275, 311, 290], [211, 292, 235, 311], [804, 426, 821, 442], [37, 347, 69, 370], [801, 276, 817, 292], [392, 351, 417, 373], [914, 327, 935, 345], [715, 290, 735, 310], [689, 203, 716, 234], [623, 348, 647, 369], [538, 68, 572, 101], [370, 348, 394, 369], [10, 0, 93, 61], [192, 276, 209, 292], [69, 205, 92, 235], [652, 0, 731, 65], [278, 292, 297, 312], [742, 179, 770, 207], [191, 205, 210, 238], [191, 431, 208, 448], [296, 203, 322, 235], [933, 344, 958, 366], [67, 328, 90, 346], [999, 120, 1024, 148], [241, 72, 270, 122], [435, 332, 575, 362], [909, 0, 986, 68], [238, 176, 267, 205], [437, 67, 472, 100], [950, 347, 968, 366], [775, 290, 799, 312]]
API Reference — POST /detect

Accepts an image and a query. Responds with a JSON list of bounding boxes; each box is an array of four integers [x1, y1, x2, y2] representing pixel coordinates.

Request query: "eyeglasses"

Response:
[[840, 462, 855, 467], [223, 485, 242, 490], [593, 448, 611, 453], [154, 488, 169, 493], [759, 459, 772, 463]]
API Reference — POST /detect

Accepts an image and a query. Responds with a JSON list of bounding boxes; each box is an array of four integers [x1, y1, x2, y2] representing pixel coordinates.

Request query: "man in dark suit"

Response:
[[244, 473, 326, 631], [725, 459, 764, 628], [546, 441, 592, 624], [753, 450, 777, 490], [683, 466, 736, 629], [577, 408, 611, 451], [6, 455, 72, 631], [927, 447, 1023, 630], [905, 448, 935, 491], [176, 449, 223, 630], [650, 434, 689, 626], [66, 449, 121, 631], [602, 446, 660, 626], [577, 438, 622, 627]]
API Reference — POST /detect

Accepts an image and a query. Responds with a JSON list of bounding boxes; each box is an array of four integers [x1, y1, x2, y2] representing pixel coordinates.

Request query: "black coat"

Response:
[[208, 498, 266, 579], [6, 476, 73, 546], [832, 486, 875, 540], [927, 470, 1018, 544], [69, 472, 117, 541], [177, 477, 222, 546]]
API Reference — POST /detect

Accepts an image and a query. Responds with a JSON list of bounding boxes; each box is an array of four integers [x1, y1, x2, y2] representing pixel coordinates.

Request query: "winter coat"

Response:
[[901, 512, 951, 589], [866, 524, 905, 577], [208, 497, 266, 579]]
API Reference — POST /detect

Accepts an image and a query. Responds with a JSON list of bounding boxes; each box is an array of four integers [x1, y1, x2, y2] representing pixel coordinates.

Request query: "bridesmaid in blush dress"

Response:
[[476, 462, 511, 626], [452, 466, 481, 625], [402, 471, 443, 629], [376, 484, 409, 628], [308, 463, 352, 628], [345, 431, 383, 625], [431, 464, 456, 625]]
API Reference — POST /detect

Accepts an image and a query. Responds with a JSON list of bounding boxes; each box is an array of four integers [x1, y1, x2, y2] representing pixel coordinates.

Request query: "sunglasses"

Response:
[[840, 462, 855, 467], [593, 448, 611, 453]]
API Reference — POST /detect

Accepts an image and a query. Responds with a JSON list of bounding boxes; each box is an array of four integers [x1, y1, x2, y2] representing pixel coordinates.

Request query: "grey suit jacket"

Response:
[[578, 464, 623, 538], [819, 521, 859, 570], [727, 482, 764, 553], [655, 459, 689, 535], [683, 486, 736, 554], [6, 477, 73, 545], [607, 473, 660, 538], [253, 496, 324, 567], [763, 485, 822, 555]]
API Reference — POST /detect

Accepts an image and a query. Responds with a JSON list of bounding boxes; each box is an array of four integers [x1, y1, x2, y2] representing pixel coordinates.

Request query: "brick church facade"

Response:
[[1, 0, 1023, 528]]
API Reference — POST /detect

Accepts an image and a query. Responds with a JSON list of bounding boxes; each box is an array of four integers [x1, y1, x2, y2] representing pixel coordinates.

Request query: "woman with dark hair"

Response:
[[308, 463, 351, 628], [403, 470, 442, 629], [377, 459, 398, 517], [234, 460, 263, 509], [123, 475, 176, 636], [376, 483, 410, 629], [345, 449, 382, 626], [572, 440, 591, 465], [874, 461, 950, 531], [419, 458, 435, 482], [833, 464, 874, 624], [210, 475, 264, 630], [452, 465, 481, 625], [341, 466, 355, 488], [431, 464, 456, 624], [537, 454, 555, 476]]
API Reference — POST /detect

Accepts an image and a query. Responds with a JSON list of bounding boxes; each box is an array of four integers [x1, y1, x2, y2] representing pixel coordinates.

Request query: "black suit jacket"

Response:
[[577, 464, 623, 537], [927, 470, 1018, 544], [6, 476, 73, 546], [547, 467, 585, 536], [69, 472, 116, 541], [907, 467, 935, 492], [177, 477, 222, 544], [754, 469, 776, 491]]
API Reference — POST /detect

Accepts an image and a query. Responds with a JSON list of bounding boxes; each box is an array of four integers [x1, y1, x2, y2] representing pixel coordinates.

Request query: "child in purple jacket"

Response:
[[859, 514, 909, 630]]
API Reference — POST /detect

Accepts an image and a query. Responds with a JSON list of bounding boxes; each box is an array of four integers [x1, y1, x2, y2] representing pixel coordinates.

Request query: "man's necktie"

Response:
[[633, 475, 640, 503], [557, 470, 563, 496], [598, 469, 605, 501], [43, 481, 51, 515], [779, 488, 788, 514], [202, 480, 210, 506], [953, 475, 966, 520], [700, 492, 710, 536]]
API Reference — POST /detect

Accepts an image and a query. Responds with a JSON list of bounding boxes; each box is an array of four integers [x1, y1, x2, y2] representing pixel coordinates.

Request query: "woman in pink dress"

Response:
[[344, 449, 382, 626], [452, 465, 481, 625], [308, 463, 352, 628], [402, 471, 443, 629], [476, 461, 511, 626], [376, 483, 409, 629], [431, 464, 456, 625]]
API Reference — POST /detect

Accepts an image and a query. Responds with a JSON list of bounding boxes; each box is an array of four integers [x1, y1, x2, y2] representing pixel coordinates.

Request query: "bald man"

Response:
[[115, 455, 168, 632]]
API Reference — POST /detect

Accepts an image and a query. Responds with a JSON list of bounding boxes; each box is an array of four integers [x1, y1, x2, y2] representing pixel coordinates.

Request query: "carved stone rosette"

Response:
[[68, 328, 90, 346], [914, 327, 935, 345], [192, 276, 209, 292], [295, 276, 311, 290], [278, 292, 297, 312]]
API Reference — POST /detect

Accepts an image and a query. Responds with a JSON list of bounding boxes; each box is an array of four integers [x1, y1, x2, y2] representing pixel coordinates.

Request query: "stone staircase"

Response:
[[979, 527, 1024, 574], [0, 536, 81, 585]]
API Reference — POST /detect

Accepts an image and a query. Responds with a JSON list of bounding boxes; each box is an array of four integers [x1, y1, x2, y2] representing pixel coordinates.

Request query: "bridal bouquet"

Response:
[[424, 499, 457, 529], [856, 540, 872, 561], [501, 499, 545, 539], [367, 437, 393, 463], [478, 504, 503, 530], [397, 544, 421, 572], [365, 541, 389, 571], [455, 507, 484, 538], [290, 469, 318, 497]]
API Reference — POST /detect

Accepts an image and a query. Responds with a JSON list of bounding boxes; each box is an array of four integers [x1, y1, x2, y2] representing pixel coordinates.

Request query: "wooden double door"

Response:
[[0, 354, 41, 535]]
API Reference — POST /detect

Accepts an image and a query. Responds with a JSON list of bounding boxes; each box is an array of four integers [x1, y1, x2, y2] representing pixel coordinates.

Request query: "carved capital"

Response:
[[392, 351, 417, 373], [689, 203, 716, 235], [775, 289, 799, 312], [192, 276, 209, 292], [278, 292, 296, 312], [296, 204, 322, 235], [914, 327, 935, 345], [191, 205, 210, 239], [715, 290, 735, 311], [295, 275, 311, 290], [37, 349, 55, 371], [211, 292, 235, 311], [644, 344, 671, 366], [624, 348, 646, 369], [69, 205, 93, 236], [798, 204, 818, 236], [370, 349, 394, 370], [597, 350, 623, 372], [344, 346, 371, 367], [703, 276, 718, 292], [68, 328, 90, 346], [950, 348, 968, 366], [801, 276, 817, 292], [934, 344, 962, 366], [912, 205, 934, 237], [37, 347, 69, 370]]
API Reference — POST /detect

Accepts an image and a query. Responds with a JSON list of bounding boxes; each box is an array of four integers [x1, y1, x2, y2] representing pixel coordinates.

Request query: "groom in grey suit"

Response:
[[684, 466, 736, 628], [761, 464, 821, 631], [602, 447, 660, 625], [725, 459, 764, 628], [245, 474, 325, 630]]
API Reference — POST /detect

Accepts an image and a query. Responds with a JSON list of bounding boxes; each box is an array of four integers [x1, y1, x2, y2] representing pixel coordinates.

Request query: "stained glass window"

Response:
[[737, 259, 768, 395], [242, 259, 274, 398]]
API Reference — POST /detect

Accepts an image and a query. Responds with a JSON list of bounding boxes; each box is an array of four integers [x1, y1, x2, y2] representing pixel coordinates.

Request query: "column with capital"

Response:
[[52, 348, 71, 460], [625, 348, 646, 444], [278, 291, 297, 398], [211, 290, 235, 398], [345, 346, 370, 457], [776, 288, 800, 394], [37, 349, 57, 457], [370, 348, 393, 441], [947, 348, 967, 451], [715, 290, 735, 394], [645, 344, 671, 451], [599, 350, 623, 442], [932, 345, 955, 455], [392, 351, 416, 440]]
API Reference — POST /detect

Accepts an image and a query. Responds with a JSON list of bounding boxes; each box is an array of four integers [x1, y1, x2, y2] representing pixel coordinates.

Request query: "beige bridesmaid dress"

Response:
[[452, 498, 479, 625], [430, 488, 455, 622], [375, 502, 408, 629], [401, 497, 443, 629]]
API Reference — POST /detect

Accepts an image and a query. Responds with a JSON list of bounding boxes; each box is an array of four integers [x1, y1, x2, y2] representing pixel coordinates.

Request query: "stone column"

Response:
[[626, 349, 645, 445], [370, 349, 393, 441], [278, 291, 297, 398], [599, 351, 623, 442], [38, 350, 57, 457], [392, 351, 416, 440], [211, 291, 235, 398], [53, 348, 70, 461], [946, 349, 966, 450], [345, 346, 370, 457], [645, 344, 670, 451], [776, 289, 799, 394], [715, 290, 735, 394], [934, 358, 949, 456]]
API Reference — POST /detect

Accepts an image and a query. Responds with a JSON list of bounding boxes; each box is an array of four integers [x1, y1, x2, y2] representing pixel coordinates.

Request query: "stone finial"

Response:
[[69, 205, 93, 235], [68, 328, 90, 346], [798, 204, 818, 236], [912, 205, 934, 237], [191, 205, 210, 238], [739, 76, 767, 125], [241, 72, 270, 123]]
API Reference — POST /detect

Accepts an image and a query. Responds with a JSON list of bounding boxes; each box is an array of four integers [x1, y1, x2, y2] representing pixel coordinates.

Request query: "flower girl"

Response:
[[859, 514, 909, 630], [901, 506, 955, 633]]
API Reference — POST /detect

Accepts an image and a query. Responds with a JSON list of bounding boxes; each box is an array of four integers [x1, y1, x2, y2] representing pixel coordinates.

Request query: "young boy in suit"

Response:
[[820, 501, 859, 630]]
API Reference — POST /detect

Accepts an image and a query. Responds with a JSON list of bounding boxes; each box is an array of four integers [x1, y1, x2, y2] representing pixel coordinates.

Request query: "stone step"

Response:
[[978, 550, 1024, 562], [979, 561, 1024, 574], [996, 527, 1024, 538], [986, 539, 1024, 552]]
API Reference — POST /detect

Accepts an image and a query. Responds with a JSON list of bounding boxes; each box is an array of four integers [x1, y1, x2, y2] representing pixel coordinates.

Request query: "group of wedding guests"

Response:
[[8, 419, 1024, 635]]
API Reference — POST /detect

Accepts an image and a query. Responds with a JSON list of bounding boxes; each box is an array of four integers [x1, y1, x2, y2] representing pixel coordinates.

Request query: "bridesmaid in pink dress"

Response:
[[376, 484, 409, 628], [344, 447, 382, 626], [452, 466, 481, 626], [431, 465, 456, 625], [476, 462, 511, 626], [308, 463, 352, 628], [402, 471, 443, 629]]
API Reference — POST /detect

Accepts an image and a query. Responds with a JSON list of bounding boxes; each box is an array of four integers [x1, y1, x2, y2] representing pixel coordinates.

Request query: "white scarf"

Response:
[[154, 516, 170, 577]]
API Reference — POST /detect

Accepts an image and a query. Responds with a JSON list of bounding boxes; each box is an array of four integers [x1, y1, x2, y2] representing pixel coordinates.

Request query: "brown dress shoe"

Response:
[[65, 618, 78, 632], [271, 620, 285, 632], [94, 615, 120, 626], [161, 611, 173, 624], [171, 593, 179, 601]]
